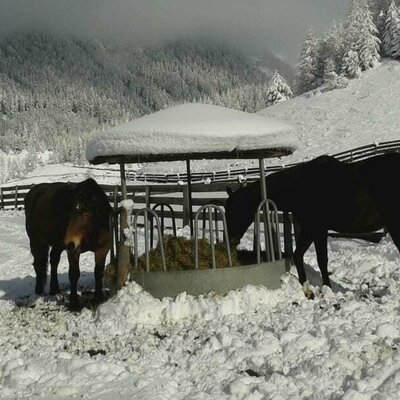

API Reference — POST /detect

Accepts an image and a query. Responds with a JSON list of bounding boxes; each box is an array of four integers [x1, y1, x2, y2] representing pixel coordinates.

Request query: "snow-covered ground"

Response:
[[260, 60, 400, 164], [2, 60, 400, 399]]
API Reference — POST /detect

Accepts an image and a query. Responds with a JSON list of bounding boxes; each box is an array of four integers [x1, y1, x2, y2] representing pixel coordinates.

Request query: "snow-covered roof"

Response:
[[86, 103, 297, 164]]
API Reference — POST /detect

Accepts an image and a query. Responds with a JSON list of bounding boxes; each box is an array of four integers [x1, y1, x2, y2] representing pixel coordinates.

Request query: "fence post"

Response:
[[14, 186, 18, 209], [182, 185, 190, 228], [283, 212, 293, 271], [0, 187, 3, 210], [145, 186, 151, 209]]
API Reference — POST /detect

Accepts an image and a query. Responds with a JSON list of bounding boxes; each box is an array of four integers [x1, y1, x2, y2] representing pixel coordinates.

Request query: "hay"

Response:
[[136, 235, 241, 271]]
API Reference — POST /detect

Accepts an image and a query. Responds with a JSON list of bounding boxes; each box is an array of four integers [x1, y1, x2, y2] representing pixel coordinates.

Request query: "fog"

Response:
[[0, 0, 349, 64]]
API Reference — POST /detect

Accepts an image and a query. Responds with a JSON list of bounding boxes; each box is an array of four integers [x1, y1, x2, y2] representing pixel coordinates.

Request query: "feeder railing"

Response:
[[150, 203, 177, 248], [194, 204, 232, 269], [255, 199, 282, 264], [201, 198, 226, 241], [133, 208, 167, 272]]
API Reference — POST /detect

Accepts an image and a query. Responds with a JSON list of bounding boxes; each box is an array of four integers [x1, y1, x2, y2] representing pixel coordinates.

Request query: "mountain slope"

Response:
[[0, 33, 270, 158], [259, 60, 400, 164]]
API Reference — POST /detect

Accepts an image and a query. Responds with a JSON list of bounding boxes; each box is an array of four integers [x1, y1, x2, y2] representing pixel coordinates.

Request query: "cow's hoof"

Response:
[[303, 282, 315, 300], [94, 291, 105, 304], [49, 287, 60, 296], [35, 286, 44, 295], [68, 296, 81, 312]]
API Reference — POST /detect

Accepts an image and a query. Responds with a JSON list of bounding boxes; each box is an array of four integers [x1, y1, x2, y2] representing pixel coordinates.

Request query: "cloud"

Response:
[[0, 0, 349, 63]]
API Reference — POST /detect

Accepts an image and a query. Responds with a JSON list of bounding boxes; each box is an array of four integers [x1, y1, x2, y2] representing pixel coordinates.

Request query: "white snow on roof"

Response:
[[86, 103, 297, 162]]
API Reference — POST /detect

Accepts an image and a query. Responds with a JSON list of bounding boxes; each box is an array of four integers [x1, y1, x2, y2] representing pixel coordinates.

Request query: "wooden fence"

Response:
[[0, 181, 240, 227], [132, 140, 400, 183], [2, 140, 400, 233]]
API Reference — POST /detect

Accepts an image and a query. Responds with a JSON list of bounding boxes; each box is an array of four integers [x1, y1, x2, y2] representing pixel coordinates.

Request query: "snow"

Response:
[[260, 60, 400, 164], [86, 103, 297, 163], [3, 62, 400, 399]]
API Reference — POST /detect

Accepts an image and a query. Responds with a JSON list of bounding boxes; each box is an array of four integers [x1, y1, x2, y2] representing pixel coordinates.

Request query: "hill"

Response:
[[0, 33, 283, 162], [260, 60, 400, 164]]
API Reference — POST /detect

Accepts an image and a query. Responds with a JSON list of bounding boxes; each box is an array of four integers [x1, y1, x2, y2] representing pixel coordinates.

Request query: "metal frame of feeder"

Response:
[[133, 208, 166, 272], [194, 204, 232, 269], [112, 154, 293, 297]]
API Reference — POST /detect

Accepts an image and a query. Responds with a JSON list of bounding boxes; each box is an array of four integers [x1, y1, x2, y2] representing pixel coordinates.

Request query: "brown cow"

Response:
[[24, 178, 112, 310]]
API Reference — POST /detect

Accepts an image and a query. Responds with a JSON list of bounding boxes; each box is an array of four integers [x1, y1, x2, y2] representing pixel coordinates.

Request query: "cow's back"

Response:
[[25, 182, 73, 246]]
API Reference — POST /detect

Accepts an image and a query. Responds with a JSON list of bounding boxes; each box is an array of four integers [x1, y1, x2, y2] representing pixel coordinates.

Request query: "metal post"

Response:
[[283, 211, 293, 271], [117, 162, 130, 290], [14, 186, 18, 209], [186, 159, 194, 237], [259, 158, 274, 262]]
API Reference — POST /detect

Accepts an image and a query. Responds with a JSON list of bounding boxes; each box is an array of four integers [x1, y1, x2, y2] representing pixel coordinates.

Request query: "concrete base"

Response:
[[130, 258, 290, 299]]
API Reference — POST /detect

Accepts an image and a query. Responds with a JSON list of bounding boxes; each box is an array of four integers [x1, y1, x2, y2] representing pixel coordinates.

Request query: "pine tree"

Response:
[[266, 70, 292, 106], [342, 50, 362, 78], [323, 57, 339, 86], [382, 0, 400, 58], [341, 0, 380, 77], [359, 4, 381, 68], [295, 28, 322, 94], [321, 22, 345, 74]]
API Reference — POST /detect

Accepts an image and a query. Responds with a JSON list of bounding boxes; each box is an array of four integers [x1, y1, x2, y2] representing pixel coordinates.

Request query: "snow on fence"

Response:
[[2, 140, 400, 219], [132, 139, 400, 183]]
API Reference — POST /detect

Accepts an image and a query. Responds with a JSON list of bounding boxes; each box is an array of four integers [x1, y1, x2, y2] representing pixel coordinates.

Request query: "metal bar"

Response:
[[14, 186, 18, 209], [194, 204, 231, 270], [120, 164, 127, 199], [133, 208, 166, 272], [109, 212, 115, 264], [220, 210, 232, 267], [134, 212, 139, 270], [208, 207, 216, 269], [186, 159, 194, 236], [117, 163, 130, 289], [144, 209, 150, 271], [214, 206, 219, 242], [194, 216, 200, 269], [161, 204, 165, 237], [259, 158, 274, 262], [255, 209, 261, 264], [269, 200, 282, 260], [202, 209, 207, 239]]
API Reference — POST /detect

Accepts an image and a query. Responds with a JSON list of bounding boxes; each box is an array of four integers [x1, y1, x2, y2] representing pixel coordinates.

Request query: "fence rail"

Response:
[[132, 140, 400, 183], [2, 140, 400, 224]]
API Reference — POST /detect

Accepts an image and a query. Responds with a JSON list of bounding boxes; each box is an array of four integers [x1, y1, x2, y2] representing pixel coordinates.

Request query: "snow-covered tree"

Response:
[[323, 57, 339, 85], [359, 4, 381, 68], [342, 49, 362, 78], [266, 70, 292, 106], [295, 28, 322, 94], [341, 0, 380, 77], [320, 22, 345, 74], [382, 0, 400, 57]]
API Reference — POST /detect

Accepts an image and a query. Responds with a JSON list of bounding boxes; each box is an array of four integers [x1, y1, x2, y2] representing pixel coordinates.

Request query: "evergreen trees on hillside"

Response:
[[266, 71, 293, 106], [382, 0, 400, 58], [294, 0, 400, 94], [0, 34, 292, 175], [295, 28, 322, 94]]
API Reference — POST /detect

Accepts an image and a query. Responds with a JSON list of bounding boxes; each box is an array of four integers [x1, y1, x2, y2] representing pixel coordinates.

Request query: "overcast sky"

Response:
[[0, 0, 349, 64]]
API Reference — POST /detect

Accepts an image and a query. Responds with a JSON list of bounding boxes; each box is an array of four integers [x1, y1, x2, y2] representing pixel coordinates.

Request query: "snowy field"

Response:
[[2, 61, 400, 399], [2, 211, 400, 399]]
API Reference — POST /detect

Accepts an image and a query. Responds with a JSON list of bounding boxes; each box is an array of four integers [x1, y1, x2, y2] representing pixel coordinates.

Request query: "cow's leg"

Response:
[[49, 247, 63, 295], [67, 251, 81, 310], [385, 223, 400, 260], [293, 228, 314, 299], [94, 232, 111, 303], [314, 231, 331, 288], [293, 230, 313, 286], [30, 238, 49, 295]]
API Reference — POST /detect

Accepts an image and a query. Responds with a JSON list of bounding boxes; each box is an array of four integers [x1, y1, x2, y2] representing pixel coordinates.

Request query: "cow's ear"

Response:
[[226, 186, 234, 197]]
